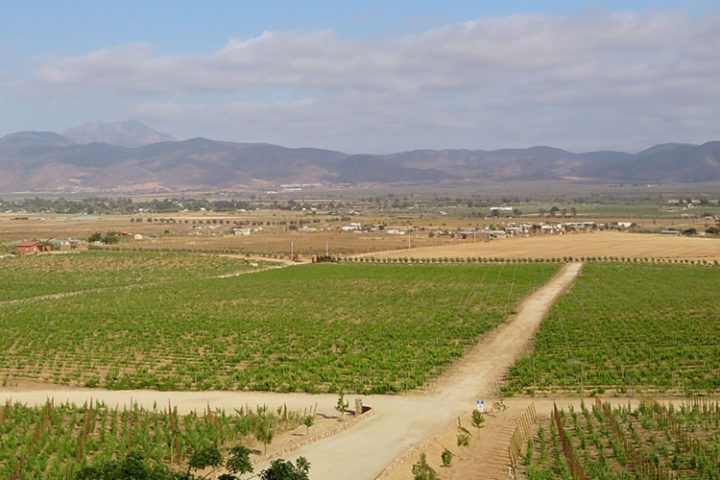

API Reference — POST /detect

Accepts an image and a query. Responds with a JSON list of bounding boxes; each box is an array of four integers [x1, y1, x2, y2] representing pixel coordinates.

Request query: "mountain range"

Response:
[[1, 121, 719, 192]]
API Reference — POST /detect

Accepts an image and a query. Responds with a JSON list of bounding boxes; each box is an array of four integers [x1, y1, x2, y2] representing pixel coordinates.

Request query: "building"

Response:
[[14, 241, 52, 255], [233, 227, 260, 236], [49, 238, 88, 251], [341, 222, 362, 232], [540, 224, 565, 235], [488, 230, 507, 239]]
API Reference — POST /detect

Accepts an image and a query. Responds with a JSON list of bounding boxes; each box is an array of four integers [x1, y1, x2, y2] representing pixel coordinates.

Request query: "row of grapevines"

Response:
[[506, 263, 720, 395], [0, 262, 559, 393], [0, 399, 305, 480], [521, 399, 720, 479], [0, 251, 257, 301]]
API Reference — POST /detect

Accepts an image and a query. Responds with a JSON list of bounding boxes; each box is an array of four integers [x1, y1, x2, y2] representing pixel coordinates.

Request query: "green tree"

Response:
[[411, 453, 439, 480], [335, 389, 349, 419], [441, 449, 453, 468], [73, 450, 179, 480], [471, 410, 485, 429], [260, 457, 310, 480], [255, 407, 275, 455], [102, 231, 119, 244], [303, 415, 314, 435], [225, 445, 253, 476], [187, 444, 222, 477], [88, 232, 102, 243]]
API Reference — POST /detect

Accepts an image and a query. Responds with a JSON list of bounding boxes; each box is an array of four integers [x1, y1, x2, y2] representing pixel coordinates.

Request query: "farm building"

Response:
[[540, 224, 565, 235], [341, 223, 363, 232], [232, 227, 254, 236], [488, 230, 507, 239], [49, 238, 88, 251], [14, 241, 52, 255]]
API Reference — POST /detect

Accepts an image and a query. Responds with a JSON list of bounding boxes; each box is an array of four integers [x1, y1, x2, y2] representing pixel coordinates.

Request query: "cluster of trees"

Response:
[[73, 447, 310, 480], [88, 231, 118, 244], [0, 197, 136, 214], [0, 197, 254, 214]]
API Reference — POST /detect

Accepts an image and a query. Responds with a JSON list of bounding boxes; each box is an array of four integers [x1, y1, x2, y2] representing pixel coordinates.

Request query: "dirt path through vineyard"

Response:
[[1, 263, 583, 479]]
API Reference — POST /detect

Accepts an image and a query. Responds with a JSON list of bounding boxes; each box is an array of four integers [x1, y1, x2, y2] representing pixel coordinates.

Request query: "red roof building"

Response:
[[14, 241, 52, 255]]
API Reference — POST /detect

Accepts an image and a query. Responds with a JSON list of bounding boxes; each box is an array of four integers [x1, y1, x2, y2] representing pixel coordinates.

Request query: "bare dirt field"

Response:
[[0, 263, 583, 479], [372, 231, 720, 261]]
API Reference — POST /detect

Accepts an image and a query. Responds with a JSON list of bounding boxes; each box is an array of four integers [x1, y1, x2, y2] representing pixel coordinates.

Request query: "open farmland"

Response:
[[0, 212, 455, 257], [0, 251, 261, 301], [373, 231, 720, 262], [0, 256, 559, 393], [506, 263, 720, 395], [518, 398, 720, 479]]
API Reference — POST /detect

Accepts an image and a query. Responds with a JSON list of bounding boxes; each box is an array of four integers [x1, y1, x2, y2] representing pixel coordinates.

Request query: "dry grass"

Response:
[[371, 231, 720, 261]]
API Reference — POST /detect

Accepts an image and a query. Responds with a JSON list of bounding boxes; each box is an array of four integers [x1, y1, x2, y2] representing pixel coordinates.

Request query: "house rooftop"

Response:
[[15, 241, 44, 247]]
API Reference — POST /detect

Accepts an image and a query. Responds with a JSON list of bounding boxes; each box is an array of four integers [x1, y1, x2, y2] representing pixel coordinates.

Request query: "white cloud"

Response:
[[30, 10, 719, 95], [15, 9, 720, 151]]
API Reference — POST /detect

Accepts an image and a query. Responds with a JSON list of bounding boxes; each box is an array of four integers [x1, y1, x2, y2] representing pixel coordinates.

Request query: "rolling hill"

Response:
[[1, 123, 718, 192]]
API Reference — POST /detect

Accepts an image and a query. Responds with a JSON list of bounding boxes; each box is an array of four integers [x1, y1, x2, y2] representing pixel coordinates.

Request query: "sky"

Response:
[[1, 1, 719, 153]]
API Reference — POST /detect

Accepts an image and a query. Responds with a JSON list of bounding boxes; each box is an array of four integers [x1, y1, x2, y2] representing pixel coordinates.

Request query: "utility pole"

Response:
[[325, 238, 329, 257], [290, 240, 294, 261]]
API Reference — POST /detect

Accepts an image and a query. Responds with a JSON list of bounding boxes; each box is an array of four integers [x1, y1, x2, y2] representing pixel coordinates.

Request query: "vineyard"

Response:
[[0, 256, 559, 392], [518, 398, 720, 479], [0, 398, 306, 480], [506, 263, 720, 395], [0, 251, 259, 301]]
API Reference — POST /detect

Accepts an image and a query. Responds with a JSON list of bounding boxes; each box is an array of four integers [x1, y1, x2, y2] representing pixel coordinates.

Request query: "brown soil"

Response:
[[372, 231, 720, 261]]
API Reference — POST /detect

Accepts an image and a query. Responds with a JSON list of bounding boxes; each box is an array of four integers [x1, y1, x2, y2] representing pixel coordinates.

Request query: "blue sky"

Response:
[[1, 1, 719, 152]]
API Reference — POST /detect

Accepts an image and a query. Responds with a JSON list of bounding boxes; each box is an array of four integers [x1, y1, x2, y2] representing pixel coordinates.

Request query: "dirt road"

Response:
[[1, 263, 583, 479]]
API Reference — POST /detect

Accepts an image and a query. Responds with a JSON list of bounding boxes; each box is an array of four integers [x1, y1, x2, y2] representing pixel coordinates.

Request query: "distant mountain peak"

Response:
[[63, 120, 177, 148]]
